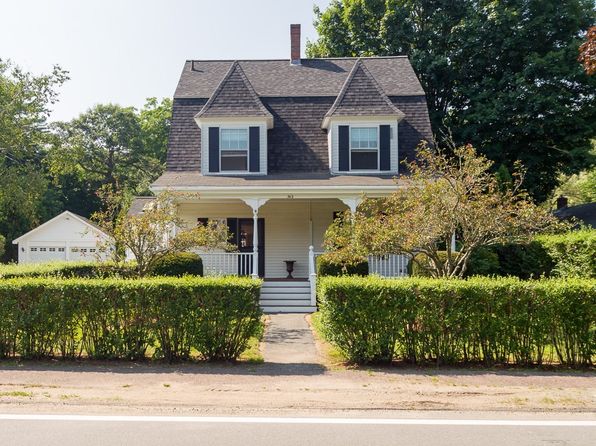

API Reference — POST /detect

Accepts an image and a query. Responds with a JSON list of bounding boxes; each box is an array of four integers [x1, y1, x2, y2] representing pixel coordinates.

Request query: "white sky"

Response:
[[0, 0, 330, 122]]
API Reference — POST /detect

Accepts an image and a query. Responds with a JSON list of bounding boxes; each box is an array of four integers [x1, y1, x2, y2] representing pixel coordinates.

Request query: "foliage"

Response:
[[0, 60, 69, 259], [317, 251, 368, 276], [0, 235, 5, 259], [307, 0, 596, 200], [151, 252, 203, 277], [139, 97, 172, 164], [0, 261, 136, 280], [550, 166, 596, 206], [324, 144, 560, 278], [465, 230, 595, 279], [537, 229, 596, 279], [579, 26, 596, 75], [318, 276, 595, 366], [94, 191, 232, 277], [48, 104, 161, 196], [0, 276, 262, 362]]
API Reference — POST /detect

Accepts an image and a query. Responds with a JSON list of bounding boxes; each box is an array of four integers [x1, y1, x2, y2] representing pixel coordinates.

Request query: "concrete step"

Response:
[[260, 294, 311, 301], [260, 298, 312, 307], [262, 281, 310, 289], [261, 305, 317, 314], [260, 288, 311, 296]]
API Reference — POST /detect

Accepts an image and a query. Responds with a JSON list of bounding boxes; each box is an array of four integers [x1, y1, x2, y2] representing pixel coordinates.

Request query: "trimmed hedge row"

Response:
[[0, 261, 137, 279], [318, 276, 595, 366], [0, 277, 262, 361]]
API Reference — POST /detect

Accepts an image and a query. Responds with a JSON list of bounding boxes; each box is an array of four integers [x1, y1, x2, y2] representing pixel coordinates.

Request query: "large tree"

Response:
[[308, 0, 596, 201], [0, 59, 68, 259]]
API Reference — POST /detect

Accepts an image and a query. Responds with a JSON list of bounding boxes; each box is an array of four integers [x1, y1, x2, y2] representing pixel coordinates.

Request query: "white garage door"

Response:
[[69, 247, 98, 261], [29, 246, 67, 262]]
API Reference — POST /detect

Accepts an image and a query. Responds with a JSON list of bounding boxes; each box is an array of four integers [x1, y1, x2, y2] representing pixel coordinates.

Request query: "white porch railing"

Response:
[[199, 252, 254, 276], [368, 254, 410, 277], [308, 249, 411, 307]]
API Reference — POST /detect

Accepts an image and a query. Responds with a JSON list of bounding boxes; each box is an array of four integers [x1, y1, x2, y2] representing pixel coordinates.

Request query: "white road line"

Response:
[[0, 415, 594, 426]]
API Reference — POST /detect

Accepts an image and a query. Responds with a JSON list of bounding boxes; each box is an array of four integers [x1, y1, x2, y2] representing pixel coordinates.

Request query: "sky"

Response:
[[0, 0, 330, 122]]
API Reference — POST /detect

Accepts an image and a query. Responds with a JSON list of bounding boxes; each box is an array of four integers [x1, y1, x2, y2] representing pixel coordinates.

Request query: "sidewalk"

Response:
[[261, 314, 322, 365]]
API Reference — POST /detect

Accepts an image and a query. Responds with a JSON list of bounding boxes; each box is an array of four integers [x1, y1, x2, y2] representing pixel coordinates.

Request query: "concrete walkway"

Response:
[[261, 314, 321, 365]]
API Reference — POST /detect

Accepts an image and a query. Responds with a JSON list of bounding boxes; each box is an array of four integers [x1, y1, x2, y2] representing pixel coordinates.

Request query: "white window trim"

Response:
[[349, 125, 380, 172], [219, 127, 249, 174]]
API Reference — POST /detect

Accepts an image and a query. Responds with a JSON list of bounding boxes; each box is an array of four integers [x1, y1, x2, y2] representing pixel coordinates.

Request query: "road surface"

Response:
[[1, 414, 594, 446]]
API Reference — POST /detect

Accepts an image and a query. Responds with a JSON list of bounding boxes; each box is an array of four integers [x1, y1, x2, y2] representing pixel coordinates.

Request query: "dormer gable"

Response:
[[322, 59, 405, 129], [196, 61, 273, 128]]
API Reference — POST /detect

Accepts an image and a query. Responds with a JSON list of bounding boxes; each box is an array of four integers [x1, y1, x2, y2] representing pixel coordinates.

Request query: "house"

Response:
[[12, 211, 112, 264], [554, 196, 596, 228], [136, 24, 433, 312]]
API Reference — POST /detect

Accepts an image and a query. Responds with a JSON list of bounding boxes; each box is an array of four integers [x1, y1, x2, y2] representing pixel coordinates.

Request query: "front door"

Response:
[[227, 218, 265, 277]]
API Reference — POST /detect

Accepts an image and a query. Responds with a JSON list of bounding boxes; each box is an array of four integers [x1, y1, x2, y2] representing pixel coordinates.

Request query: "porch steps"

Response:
[[259, 281, 316, 314]]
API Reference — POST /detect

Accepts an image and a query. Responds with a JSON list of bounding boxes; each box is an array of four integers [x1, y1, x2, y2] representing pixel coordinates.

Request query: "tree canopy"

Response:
[[308, 0, 596, 201], [0, 59, 172, 261]]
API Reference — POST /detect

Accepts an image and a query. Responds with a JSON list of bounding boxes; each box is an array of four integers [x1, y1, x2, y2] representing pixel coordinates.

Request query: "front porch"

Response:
[[175, 197, 409, 312]]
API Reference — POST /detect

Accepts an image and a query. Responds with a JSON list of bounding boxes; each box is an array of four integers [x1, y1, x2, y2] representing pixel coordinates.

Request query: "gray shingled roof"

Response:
[[175, 57, 425, 98], [196, 61, 272, 119], [127, 197, 156, 216], [325, 59, 405, 119]]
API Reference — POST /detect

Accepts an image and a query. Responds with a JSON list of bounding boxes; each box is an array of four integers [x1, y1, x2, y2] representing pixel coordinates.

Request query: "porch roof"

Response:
[[151, 171, 407, 196]]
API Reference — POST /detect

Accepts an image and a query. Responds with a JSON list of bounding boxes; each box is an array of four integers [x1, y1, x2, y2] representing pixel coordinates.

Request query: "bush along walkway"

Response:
[[261, 314, 323, 367]]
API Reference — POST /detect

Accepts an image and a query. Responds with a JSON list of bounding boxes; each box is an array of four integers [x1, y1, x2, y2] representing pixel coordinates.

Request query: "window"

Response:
[[30, 247, 37, 252], [350, 127, 378, 170], [58, 247, 65, 252], [39, 247, 47, 252], [49, 248, 56, 252], [220, 128, 248, 171], [89, 248, 96, 253]]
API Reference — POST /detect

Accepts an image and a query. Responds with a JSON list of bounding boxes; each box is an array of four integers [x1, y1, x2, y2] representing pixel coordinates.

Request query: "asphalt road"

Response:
[[1, 414, 595, 446]]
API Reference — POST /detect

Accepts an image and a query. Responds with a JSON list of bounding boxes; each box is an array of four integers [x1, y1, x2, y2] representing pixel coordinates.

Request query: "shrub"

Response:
[[318, 276, 595, 366], [150, 252, 203, 277], [466, 247, 500, 276], [0, 261, 136, 279], [0, 276, 262, 361], [536, 229, 595, 278], [491, 241, 553, 279], [317, 252, 368, 276]]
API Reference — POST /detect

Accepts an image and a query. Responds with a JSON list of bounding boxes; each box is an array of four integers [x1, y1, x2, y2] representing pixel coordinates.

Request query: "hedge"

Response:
[[465, 230, 595, 279], [0, 276, 262, 362], [0, 261, 137, 279], [318, 276, 595, 366], [150, 252, 203, 277], [317, 252, 369, 276]]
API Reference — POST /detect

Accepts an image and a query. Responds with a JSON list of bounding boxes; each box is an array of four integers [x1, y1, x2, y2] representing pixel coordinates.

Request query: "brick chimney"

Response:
[[556, 195, 568, 210], [290, 24, 301, 65]]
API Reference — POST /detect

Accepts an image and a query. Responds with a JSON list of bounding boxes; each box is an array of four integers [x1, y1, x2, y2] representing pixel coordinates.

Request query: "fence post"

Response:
[[308, 246, 317, 307]]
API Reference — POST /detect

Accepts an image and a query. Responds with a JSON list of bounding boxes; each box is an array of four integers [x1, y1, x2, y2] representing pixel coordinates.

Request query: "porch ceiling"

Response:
[[151, 171, 407, 199]]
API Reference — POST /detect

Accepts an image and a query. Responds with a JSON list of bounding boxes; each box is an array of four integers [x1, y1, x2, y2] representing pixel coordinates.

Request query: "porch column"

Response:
[[339, 197, 363, 216], [241, 198, 269, 278]]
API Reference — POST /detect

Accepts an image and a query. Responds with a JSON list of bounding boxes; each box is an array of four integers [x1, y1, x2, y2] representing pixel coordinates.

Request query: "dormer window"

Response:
[[220, 128, 249, 171], [350, 127, 378, 170]]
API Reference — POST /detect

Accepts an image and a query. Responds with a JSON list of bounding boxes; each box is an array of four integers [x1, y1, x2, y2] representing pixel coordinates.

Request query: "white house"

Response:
[[131, 25, 433, 312], [12, 211, 112, 264]]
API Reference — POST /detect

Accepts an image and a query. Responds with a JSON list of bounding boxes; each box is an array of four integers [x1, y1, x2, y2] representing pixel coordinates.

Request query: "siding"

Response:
[[177, 199, 345, 278]]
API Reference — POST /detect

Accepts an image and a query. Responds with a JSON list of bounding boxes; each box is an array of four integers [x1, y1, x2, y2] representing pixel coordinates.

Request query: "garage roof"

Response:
[[12, 211, 111, 244]]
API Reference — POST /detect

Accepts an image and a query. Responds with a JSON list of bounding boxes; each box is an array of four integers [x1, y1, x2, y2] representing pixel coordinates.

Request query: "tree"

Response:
[[94, 191, 233, 277], [308, 0, 596, 201], [0, 60, 68, 259], [550, 167, 596, 206], [579, 26, 596, 75], [139, 97, 172, 164], [324, 143, 561, 278]]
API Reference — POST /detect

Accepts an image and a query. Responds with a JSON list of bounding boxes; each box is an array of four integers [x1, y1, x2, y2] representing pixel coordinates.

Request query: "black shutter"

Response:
[[249, 126, 260, 172], [338, 125, 349, 171], [379, 125, 391, 171], [208, 127, 219, 173]]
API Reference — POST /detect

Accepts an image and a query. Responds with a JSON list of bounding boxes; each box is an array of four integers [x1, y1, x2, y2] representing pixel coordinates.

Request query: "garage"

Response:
[[12, 211, 113, 264]]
